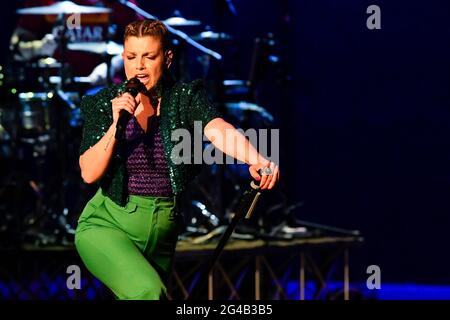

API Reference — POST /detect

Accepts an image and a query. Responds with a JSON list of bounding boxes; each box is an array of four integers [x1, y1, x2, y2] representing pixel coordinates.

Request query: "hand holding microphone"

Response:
[[111, 93, 138, 123], [112, 77, 146, 140]]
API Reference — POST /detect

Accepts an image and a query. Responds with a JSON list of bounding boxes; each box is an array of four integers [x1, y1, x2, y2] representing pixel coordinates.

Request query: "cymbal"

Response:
[[67, 41, 123, 55], [49, 76, 92, 84], [17, 1, 112, 15], [224, 102, 274, 123], [192, 31, 233, 41], [163, 10, 201, 26], [34, 57, 62, 68]]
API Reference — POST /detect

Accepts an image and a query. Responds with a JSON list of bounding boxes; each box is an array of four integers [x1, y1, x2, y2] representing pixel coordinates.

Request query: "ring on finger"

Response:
[[261, 167, 273, 176]]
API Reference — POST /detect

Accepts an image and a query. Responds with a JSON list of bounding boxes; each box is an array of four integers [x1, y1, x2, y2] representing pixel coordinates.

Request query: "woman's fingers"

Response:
[[121, 105, 134, 115], [117, 96, 137, 111], [259, 162, 271, 189], [260, 162, 278, 190], [267, 165, 280, 190], [111, 94, 138, 122], [135, 93, 141, 105], [248, 161, 281, 190], [115, 103, 134, 114], [122, 93, 137, 106], [249, 165, 261, 181]]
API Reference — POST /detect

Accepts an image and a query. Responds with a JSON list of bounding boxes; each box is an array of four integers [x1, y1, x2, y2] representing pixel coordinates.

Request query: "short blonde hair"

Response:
[[124, 19, 171, 51]]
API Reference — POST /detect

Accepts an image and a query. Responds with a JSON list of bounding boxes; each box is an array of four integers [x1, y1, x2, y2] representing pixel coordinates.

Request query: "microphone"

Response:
[[115, 77, 145, 140]]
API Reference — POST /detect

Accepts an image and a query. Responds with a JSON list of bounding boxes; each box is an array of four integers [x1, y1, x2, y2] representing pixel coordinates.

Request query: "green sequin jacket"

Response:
[[79, 78, 221, 207]]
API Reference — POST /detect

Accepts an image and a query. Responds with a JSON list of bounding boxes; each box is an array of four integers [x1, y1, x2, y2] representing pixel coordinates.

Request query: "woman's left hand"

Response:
[[249, 159, 280, 190]]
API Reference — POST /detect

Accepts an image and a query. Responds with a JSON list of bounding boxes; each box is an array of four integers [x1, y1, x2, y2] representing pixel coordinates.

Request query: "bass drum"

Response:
[[17, 92, 52, 137], [16, 90, 83, 136]]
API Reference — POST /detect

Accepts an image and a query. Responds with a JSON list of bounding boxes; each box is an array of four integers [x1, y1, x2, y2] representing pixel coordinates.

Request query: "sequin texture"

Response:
[[78, 78, 221, 207]]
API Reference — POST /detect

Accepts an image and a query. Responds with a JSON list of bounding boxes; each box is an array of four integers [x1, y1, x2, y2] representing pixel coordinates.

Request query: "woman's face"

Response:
[[122, 36, 169, 91]]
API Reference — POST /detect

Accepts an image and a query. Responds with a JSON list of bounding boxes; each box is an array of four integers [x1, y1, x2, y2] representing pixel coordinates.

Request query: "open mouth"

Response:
[[135, 74, 150, 84]]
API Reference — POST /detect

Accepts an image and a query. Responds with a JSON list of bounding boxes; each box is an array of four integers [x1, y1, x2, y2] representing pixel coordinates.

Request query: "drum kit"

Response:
[[1, 1, 117, 247], [0, 1, 279, 247]]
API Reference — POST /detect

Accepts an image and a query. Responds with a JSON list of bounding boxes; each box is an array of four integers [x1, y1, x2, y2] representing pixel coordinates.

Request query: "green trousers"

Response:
[[75, 188, 182, 300]]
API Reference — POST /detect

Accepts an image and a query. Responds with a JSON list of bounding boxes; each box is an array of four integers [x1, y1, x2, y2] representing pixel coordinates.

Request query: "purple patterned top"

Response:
[[124, 115, 173, 197]]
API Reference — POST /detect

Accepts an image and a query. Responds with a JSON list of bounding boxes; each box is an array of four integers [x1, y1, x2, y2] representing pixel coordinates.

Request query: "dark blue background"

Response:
[[1, 0, 450, 284]]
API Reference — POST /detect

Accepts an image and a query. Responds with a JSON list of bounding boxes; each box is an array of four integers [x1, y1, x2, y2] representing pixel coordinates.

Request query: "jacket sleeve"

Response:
[[78, 91, 112, 156], [186, 79, 222, 132]]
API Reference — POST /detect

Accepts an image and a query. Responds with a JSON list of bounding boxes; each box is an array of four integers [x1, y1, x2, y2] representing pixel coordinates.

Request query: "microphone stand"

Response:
[[189, 178, 263, 300], [116, 0, 222, 60]]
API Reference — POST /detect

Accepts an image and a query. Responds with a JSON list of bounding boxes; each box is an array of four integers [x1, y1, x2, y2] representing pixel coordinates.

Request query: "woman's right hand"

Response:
[[111, 92, 141, 125]]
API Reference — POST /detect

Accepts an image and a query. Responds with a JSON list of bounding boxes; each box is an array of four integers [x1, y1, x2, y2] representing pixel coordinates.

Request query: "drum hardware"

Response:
[[2, 2, 113, 246], [16, 1, 112, 15], [16, 0, 114, 84], [191, 27, 234, 81], [18, 92, 52, 135], [6, 1, 118, 246], [49, 75, 92, 85], [118, 1, 222, 59], [67, 41, 123, 56], [187, 200, 221, 232], [192, 30, 233, 42], [163, 10, 201, 27], [67, 41, 124, 85], [224, 101, 274, 124], [0, 85, 84, 246]]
